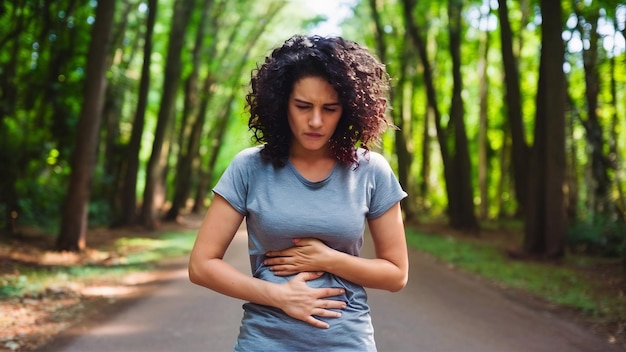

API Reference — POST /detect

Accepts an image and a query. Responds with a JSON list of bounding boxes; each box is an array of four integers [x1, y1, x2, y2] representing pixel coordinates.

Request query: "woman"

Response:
[[188, 34, 408, 351]]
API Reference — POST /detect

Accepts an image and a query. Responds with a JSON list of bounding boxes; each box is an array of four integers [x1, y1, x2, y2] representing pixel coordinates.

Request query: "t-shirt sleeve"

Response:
[[212, 149, 253, 215], [367, 153, 408, 219]]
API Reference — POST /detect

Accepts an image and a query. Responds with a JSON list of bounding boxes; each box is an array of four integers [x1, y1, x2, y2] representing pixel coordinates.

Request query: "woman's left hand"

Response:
[[264, 238, 334, 276]]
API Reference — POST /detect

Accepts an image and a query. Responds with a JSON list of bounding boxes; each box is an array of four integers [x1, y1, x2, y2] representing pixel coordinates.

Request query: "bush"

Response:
[[567, 217, 626, 257]]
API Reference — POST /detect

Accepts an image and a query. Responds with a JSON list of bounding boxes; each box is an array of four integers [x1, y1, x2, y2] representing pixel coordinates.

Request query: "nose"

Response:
[[308, 108, 323, 128]]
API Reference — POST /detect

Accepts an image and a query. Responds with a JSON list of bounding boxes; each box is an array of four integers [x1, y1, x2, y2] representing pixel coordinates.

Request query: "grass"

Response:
[[114, 231, 197, 264], [0, 230, 197, 299], [405, 227, 623, 319]]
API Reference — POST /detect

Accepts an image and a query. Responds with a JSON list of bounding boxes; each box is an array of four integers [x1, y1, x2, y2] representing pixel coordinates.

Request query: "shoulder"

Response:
[[235, 145, 263, 158], [356, 148, 390, 169], [222, 146, 266, 177], [231, 146, 264, 164]]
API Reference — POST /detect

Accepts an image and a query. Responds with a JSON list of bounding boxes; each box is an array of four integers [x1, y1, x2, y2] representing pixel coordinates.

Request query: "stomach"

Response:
[[236, 270, 375, 351]]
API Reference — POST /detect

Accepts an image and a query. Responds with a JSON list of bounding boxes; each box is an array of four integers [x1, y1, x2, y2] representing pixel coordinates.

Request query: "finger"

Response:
[[270, 267, 298, 276], [316, 287, 345, 298], [312, 307, 342, 318], [265, 250, 282, 257], [296, 271, 324, 281], [316, 299, 347, 311], [303, 316, 330, 329], [264, 257, 287, 266], [272, 271, 294, 276], [268, 264, 294, 275]]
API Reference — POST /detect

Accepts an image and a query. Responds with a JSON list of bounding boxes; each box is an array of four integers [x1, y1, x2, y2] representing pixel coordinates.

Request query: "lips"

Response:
[[304, 133, 324, 138]]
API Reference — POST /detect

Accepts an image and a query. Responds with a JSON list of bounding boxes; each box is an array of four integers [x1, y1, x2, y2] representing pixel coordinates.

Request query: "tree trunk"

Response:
[[119, 0, 158, 226], [565, 90, 580, 222], [43, 1, 80, 156], [523, 0, 567, 259], [576, 8, 613, 220], [57, 0, 116, 251], [141, 0, 195, 229], [609, 54, 625, 219], [193, 102, 231, 213], [165, 0, 213, 221], [0, 1, 25, 236], [401, 0, 452, 220], [496, 128, 511, 218], [187, 1, 283, 213], [446, 0, 478, 232], [368, 0, 415, 221], [402, 0, 479, 231], [101, 84, 126, 223], [478, 10, 491, 220], [418, 75, 432, 212], [102, 0, 140, 226], [497, 0, 529, 217]]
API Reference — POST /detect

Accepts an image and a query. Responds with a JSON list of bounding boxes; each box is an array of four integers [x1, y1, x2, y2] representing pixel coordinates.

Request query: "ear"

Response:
[[378, 98, 388, 116]]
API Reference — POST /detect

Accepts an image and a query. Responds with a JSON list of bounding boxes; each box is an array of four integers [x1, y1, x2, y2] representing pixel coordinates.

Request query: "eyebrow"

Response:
[[293, 98, 341, 107]]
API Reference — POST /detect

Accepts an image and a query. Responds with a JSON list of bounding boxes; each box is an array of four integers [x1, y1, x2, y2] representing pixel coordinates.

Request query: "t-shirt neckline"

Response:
[[286, 160, 339, 188]]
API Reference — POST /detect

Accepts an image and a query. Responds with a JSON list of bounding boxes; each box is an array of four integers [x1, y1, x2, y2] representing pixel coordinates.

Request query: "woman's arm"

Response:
[[188, 194, 347, 329], [264, 202, 409, 292]]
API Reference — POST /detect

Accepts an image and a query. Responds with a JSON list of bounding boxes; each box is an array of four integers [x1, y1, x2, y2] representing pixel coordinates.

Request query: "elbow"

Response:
[[187, 260, 203, 286], [387, 276, 408, 292], [188, 256, 223, 287], [386, 270, 408, 292]]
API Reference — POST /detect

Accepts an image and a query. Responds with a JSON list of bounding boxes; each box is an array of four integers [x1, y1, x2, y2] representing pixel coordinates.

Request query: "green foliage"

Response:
[[0, 0, 624, 261], [567, 217, 626, 258], [0, 275, 28, 298], [0, 265, 146, 299], [16, 158, 71, 234], [114, 231, 197, 264]]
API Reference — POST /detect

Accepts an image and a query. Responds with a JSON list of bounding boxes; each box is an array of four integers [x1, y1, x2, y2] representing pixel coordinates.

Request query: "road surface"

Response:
[[37, 226, 619, 352]]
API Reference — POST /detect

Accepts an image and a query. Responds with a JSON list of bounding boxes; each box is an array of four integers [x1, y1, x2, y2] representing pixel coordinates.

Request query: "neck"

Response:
[[289, 145, 332, 162]]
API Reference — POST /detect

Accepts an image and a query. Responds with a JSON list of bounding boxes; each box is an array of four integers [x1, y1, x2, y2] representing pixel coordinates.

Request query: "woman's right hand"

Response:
[[275, 271, 346, 329]]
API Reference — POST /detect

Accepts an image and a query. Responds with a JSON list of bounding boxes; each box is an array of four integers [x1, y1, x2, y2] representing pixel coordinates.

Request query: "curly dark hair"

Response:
[[246, 35, 392, 167]]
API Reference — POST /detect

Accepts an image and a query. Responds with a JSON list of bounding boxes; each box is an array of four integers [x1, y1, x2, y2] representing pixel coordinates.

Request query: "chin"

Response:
[[305, 145, 329, 152]]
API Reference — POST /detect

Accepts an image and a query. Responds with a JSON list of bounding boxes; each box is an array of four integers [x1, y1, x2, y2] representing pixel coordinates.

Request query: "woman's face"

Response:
[[287, 76, 343, 157]]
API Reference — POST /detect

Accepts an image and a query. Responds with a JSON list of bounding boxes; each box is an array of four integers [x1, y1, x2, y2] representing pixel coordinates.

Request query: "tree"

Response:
[[166, 0, 284, 218], [119, 0, 158, 226], [141, 0, 196, 229], [367, 0, 416, 221], [497, 0, 530, 217], [477, 1, 492, 220], [574, 3, 614, 220], [165, 0, 214, 221], [445, 0, 479, 232], [523, 0, 567, 258], [402, 0, 478, 232], [608, 40, 625, 219], [57, 0, 117, 251], [0, 1, 86, 236]]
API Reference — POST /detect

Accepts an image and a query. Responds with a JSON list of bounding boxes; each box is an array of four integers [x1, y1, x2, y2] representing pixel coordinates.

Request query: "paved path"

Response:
[[37, 227, 619, 352]]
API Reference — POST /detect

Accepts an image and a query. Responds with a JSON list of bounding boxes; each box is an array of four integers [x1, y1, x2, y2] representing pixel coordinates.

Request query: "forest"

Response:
[[0, 0, 624, 262]]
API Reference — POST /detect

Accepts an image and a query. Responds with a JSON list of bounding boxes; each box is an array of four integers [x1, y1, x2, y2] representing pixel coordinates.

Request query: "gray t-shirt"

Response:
[[213, 146, 407, 351]]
